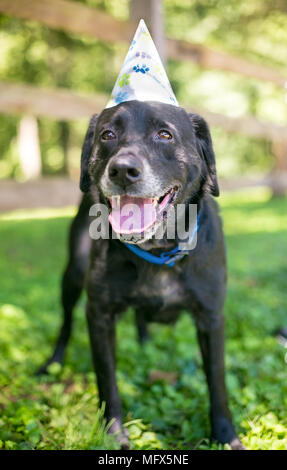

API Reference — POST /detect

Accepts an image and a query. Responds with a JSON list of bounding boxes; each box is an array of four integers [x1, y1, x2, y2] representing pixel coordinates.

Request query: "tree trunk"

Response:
[[18, 115, 42, 180], [59, 121, 70, 175], [270, 140, 287, 197], [130, 0, 166, 63]]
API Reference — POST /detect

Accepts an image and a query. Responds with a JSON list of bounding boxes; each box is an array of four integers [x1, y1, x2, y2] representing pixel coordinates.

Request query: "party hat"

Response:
[[106, 19, 178, 108]]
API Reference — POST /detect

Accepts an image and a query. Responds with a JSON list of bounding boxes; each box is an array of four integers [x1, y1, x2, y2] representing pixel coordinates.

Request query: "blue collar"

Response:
[[123, 212, 200, 267]]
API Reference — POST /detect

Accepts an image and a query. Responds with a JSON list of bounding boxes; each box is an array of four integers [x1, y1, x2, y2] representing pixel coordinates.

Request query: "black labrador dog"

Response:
[[40, 100, 244, 449]]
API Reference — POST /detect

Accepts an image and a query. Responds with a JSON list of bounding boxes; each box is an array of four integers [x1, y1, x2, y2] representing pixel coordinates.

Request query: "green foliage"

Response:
[[0, 11, 119, 179], [0, 189, 287, 450], [166, 0, 287, 72]]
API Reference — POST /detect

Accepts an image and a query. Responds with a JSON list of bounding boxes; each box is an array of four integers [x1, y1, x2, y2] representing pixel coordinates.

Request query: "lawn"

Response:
[[0, 188, 287, 450]]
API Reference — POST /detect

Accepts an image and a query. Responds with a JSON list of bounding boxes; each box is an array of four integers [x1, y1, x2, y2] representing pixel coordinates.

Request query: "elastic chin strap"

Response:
[[123, 212, 200, 267]]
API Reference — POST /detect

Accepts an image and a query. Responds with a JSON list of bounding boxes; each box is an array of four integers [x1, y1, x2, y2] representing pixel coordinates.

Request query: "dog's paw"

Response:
[[229, 437, 246, 450], [275, 327, 287, 346], [35, 360, 62, 377], [108, 420, 130, 449], [211, 416, 246, 450], [35, 365, 49, 376], [117, 429, 130, 450]]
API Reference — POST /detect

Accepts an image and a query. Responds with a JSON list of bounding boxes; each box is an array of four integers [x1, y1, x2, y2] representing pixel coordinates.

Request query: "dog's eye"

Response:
[[101, 130, 116, 141], [157, 130, 173, 140]]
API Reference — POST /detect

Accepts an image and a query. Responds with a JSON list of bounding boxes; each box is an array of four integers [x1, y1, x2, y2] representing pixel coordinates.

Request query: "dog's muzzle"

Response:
[[108, 187, 178, 235]]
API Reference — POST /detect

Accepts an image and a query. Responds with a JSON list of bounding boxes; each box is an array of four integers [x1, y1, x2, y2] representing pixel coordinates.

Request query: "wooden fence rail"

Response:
[[0, 83, 107, 120], [0, 0, 286, 88], [1, 82, 286, 143]]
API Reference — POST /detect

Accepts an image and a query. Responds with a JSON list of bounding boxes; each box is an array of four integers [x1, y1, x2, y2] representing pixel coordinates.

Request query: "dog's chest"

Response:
[[130, 267, 186, 321], [138, 268, 181, 298]]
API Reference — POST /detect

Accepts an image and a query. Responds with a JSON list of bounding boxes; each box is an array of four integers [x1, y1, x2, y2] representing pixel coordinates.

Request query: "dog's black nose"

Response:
[[108, 155, 143, 187]]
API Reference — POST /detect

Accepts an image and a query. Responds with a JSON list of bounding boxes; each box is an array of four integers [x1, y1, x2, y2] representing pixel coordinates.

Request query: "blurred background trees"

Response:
[[0, 0, 286, 190]]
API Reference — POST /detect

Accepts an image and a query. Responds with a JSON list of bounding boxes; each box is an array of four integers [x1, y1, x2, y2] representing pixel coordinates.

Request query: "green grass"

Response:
[[0, 188, 287, 450]]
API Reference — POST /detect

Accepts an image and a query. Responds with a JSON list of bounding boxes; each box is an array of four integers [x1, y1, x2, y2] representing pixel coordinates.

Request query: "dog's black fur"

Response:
[[39, 101, 243, 449]]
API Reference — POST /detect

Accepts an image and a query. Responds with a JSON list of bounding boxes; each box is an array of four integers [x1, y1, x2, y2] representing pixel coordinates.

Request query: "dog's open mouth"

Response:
[[108, 186, 178, 235]]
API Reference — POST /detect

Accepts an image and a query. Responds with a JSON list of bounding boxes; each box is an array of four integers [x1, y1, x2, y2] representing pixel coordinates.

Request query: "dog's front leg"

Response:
[[86, 302, 128, 448], [196, 315, 245, 450]]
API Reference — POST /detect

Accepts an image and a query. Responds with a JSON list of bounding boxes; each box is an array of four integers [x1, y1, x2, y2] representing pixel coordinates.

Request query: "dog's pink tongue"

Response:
[[108, 195, 157, 234]]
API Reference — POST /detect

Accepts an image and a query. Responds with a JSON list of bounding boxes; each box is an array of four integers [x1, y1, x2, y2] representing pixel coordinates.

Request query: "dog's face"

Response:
[[80, 100, 219, 244]]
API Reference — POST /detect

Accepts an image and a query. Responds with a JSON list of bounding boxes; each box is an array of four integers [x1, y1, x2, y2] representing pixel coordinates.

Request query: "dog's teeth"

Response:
[[110, 195, 120, 208]]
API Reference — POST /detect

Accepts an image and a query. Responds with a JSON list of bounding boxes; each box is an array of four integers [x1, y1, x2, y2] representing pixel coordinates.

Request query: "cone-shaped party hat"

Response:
[[106, 19, 178, 109]]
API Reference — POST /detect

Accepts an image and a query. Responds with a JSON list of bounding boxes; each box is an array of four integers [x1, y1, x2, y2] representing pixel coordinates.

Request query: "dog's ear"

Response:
[[189, 113, 219, 197], [80, 114, 98, 192]]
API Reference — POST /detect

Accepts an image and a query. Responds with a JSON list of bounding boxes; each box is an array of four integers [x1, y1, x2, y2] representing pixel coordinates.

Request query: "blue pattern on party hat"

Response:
[[106, 19, 178, 108]]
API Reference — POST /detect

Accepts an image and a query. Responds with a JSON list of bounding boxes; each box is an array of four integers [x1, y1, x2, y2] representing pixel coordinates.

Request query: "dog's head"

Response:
[[80, 100, 219, 244]]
